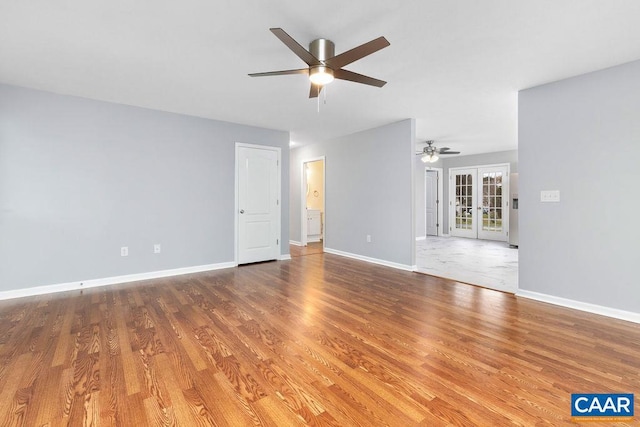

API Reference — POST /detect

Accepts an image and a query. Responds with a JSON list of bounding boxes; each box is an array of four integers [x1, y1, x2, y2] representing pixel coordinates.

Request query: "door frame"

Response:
[[448, 163, 510, 241], [300, 156, 326, 248], [424, 167, 444, 237], [234, 142, 282, 265]]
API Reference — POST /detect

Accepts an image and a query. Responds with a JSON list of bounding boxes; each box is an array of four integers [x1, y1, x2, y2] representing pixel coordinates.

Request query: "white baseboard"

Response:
[[0, 262, 237, 301], [516, 290, 640, 324], [289, 240, 302, 246], [415, 236, 426, 241], [279, 254, 292, 261], [323, 247, 414, 272]]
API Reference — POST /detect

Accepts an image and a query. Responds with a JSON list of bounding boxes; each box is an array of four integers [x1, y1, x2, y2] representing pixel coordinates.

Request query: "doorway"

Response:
[[425, 168, 443, 236], [235, 143, 281, 264], [450, 164, 509, 241], [301, 157, 325, 250]]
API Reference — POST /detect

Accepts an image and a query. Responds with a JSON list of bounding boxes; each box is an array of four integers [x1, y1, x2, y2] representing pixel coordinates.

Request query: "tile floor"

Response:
[[415, 236, 518, 293]]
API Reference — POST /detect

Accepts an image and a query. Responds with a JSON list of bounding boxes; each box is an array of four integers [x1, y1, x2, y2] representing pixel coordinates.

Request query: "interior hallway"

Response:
[[416, 236, 518, 293]]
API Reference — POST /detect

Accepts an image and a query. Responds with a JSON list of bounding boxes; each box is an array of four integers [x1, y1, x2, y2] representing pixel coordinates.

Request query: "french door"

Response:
[[450, 165, 509, 241]]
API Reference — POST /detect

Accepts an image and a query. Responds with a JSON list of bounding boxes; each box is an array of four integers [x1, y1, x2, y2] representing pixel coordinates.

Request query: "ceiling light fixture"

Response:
[[309, 65, 334, 85], [421, 153, 439, 163]]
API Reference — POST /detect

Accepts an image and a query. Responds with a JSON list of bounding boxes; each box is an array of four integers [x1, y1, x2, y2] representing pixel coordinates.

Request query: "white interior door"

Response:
[[477, 166, 508, 241], [426, 170, 438, 236], [237, 145, 280, 264], [450, 165, 509, 241], [450, 169, 478, 238]]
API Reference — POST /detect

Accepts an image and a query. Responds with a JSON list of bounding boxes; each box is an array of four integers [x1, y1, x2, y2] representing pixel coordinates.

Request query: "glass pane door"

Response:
[[450, 169, 477, 238], [478, 166, 508, 241], [449, 165, 509, 241]]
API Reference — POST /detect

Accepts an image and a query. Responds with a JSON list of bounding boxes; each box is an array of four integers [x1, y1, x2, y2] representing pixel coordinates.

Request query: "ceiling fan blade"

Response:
[[270, 28, 320, 66], [249, 68, 309, 77], [326, 36, 390, 69], [334, 69, 386, 87], [439, 151, 461, 155], [309, 83, 323, 98]]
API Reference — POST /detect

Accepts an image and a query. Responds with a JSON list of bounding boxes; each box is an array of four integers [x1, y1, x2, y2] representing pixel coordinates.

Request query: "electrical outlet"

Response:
[[120, 246, 128, 257], [366, 235, 372, 243], [154, 244, 161, 254]]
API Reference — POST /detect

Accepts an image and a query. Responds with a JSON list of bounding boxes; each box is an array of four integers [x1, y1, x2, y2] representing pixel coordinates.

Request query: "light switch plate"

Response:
[[540, 190, 560, 202]]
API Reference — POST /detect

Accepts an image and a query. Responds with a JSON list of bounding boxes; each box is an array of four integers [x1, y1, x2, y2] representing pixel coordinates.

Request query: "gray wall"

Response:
[[0, 84, 290, 292], [441, 150, 518, 233], [519, 60, 640, 313], [290, 119, 415, 267]]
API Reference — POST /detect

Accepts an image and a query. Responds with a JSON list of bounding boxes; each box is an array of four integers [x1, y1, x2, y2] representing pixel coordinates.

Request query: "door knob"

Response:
[[240, 209, 245, 214]]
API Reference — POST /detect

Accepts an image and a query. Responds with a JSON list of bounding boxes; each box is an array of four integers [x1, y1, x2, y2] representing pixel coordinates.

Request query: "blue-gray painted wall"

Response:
[[519, 60, 640, 313], [0, 84, 290, 291]]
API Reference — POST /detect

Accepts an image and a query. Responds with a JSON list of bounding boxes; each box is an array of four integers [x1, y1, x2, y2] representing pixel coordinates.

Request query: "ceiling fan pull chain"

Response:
[[317, 90, 320, 113]]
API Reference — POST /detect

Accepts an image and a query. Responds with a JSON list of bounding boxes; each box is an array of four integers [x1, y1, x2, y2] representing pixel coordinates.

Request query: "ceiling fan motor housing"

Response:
[[310, 38, 335, 62], [309, 39, 335, 85]]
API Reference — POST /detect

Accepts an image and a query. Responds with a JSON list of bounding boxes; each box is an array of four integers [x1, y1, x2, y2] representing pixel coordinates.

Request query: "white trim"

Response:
[[289, 240, 303, 246], [324, 247, 414, 272], [0, 262, 236, 301], [279, 254, 292, 261], [415, 236, 426, 241], [517, 290, 640, 324]]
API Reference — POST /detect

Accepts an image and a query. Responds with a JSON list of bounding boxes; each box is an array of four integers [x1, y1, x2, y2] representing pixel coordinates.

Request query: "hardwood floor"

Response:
[[290, 242, 324, 257], [0, 252, 638, 426]]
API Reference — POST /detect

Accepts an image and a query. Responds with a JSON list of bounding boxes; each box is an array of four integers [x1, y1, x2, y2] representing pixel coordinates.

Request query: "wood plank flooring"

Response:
[[0, 252, 638, 426], [290, 242, 323, 257]]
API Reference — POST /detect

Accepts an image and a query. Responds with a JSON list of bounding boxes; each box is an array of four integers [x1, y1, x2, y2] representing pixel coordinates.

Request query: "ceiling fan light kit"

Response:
[[249, 28, 389, 98], [309, 66, 334, 85], [422, 153, 439, 163]]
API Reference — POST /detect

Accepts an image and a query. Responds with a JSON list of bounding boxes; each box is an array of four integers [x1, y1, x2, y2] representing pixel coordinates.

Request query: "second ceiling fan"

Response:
[[417, 141, 461, 163], [249, 28, 390, 98]]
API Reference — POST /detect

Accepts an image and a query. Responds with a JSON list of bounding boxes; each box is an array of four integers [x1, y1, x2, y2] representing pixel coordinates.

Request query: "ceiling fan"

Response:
[[416, 141, 461, 163], [249, 28, 390, 98]]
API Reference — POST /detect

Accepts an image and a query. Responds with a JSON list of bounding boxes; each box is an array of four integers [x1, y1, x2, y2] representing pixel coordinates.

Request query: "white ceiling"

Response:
[[1, 1, 639, 155]]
